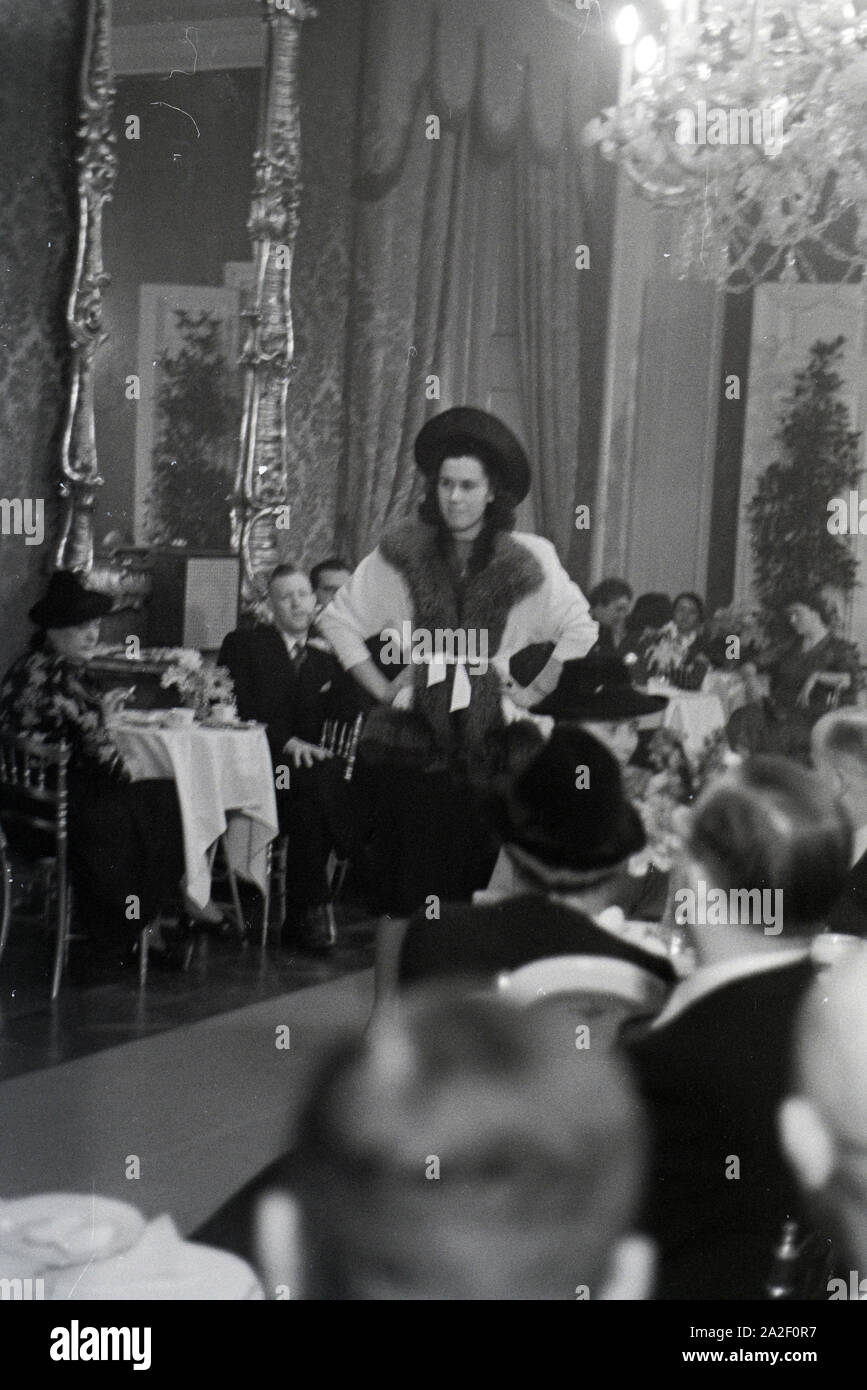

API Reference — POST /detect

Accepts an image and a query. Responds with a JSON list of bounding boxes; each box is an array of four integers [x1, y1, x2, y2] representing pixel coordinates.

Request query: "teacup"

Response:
[[209, 704, 237, 725]]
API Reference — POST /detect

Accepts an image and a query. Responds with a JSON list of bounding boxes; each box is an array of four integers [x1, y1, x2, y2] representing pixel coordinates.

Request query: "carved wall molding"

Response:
[[232, 0, 316, 608], [54, 0, 117, 575]]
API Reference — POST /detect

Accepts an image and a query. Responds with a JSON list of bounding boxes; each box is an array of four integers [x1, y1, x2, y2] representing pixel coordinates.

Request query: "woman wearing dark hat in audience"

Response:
[[319, 407, 597, 990], [0, 571, 187, 978], [635, 591, 711, 690], [397, 725, 676, 1035]]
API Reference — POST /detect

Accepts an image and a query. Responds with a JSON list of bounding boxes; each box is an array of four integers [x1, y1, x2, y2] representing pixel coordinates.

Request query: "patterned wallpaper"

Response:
[[0, 1, 84, 674], [282, 0, 363, 573]]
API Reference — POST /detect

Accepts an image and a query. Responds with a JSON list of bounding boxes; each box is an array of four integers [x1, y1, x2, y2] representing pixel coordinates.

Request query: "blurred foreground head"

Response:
[[257, 990, 652, 1300], [780, 948, 867, 1273], [682, 755, 851, 939]]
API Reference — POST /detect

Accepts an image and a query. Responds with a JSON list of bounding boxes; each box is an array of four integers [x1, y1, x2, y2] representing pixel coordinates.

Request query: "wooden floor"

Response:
[[0, 881, 377, 1237], [0, 880, 376, 1081]]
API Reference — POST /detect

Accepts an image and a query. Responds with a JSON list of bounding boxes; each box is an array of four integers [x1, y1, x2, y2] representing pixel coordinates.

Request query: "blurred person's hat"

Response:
[[498, 724, 646, 872], [532, 655, 668, 724]]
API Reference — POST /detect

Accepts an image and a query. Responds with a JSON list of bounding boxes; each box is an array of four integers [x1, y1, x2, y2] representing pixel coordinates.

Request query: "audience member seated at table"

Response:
[[811, 710, 867, 937], [397, 727, 676, 1008], [624, 756, 852, 1300], [0, 571, 187, 978], [619, 592, 673, 668], [219, 990, 656, 1300], [310, 556, 352, 614], [218, 564, 358, 952], [780, 947, 867, 1295], [586, 577, 633, 660], [635, 591, 711, 690], [308, 557, 353, 653], [531, 653, 668, 765], [727, 594, 862, 764]]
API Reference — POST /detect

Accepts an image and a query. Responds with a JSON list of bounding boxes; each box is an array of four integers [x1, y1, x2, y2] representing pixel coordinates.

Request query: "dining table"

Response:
[[108, 711, 279, 909], [644, 670, 749, 766]]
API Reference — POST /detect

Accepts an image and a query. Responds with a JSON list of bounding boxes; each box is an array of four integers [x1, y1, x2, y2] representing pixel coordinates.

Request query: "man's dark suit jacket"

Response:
[[218, 624, 357, 763], [824, 849, 867, 938], [398, 893, 677, 987], [624, 956, 819, 1301]]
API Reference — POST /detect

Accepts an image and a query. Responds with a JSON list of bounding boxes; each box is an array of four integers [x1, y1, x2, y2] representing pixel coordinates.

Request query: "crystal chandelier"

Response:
[[583, 1, 867, 290]]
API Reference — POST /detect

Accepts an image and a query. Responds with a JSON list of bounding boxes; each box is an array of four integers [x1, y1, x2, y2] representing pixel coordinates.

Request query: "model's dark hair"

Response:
[[589, 578, 633, 609], [418, 459, 518, 575], [687, 755, 852, 928]]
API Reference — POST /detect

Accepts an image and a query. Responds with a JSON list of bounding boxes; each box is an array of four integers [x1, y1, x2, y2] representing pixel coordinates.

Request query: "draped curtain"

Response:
[[337, 0, 615, 578]]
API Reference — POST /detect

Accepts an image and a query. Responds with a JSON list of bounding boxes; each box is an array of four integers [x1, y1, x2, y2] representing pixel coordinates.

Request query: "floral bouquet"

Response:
[[642, 623, 709, 690], [702, 604, 771, 668], [160, 650, 237, 721], [626, 727, 741, 875]]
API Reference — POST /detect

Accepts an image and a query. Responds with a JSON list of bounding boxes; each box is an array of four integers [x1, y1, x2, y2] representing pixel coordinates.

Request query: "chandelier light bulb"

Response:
[[634, 34, 659, 74], [614, 5, 641, 48]]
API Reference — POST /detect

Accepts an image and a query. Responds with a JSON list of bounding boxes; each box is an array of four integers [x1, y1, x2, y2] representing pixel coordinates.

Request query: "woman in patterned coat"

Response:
[[0, 572, 185, 976]]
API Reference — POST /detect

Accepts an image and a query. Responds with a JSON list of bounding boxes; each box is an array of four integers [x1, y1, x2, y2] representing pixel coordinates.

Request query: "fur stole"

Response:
[[360, 519, 544, 780]]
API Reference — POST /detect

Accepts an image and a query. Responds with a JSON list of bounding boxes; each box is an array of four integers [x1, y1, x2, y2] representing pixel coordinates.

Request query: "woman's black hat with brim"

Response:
[[29, 571, 113, 630], [414, 407, 531, 502], [499, 725, 646, 872], [533, 655, 668, 722]]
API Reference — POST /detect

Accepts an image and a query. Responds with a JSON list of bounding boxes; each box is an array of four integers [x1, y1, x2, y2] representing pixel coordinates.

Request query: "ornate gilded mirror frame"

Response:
[[55, 0, 315, 612]]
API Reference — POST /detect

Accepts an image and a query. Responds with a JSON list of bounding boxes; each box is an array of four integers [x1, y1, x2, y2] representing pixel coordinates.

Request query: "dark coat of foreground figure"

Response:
[[625, 957, 819, 1300]]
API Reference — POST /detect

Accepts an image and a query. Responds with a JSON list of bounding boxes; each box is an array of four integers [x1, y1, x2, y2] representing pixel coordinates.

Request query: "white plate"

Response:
[[0, 1193, 146, 1276]]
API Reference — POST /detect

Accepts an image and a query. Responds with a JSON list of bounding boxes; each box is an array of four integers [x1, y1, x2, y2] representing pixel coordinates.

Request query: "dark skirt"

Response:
[[66, 773, 185, 949], [349, 759, 500, 917]]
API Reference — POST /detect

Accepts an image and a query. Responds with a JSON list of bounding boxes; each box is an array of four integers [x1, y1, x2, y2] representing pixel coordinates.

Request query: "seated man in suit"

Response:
[[219, 564, 356, 951], [397, 726, 677, 1008], [811, 710, 867, 937], [196, 988, 656, 1300], [780, 945, 867, 1297], [624, 756, 852, 1299]]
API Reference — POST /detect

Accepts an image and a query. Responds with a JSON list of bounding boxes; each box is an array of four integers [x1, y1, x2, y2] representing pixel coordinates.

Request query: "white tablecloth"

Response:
[[645, 680, 727, 765], [110, 717, 278, 908], [700, 669, 749, 720]]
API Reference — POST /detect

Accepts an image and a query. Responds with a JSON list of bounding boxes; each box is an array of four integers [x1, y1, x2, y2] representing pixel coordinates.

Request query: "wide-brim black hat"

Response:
[[414, 407, 531, 502], [533, 655, 668, 723], [29, 571, 113, 630], [499, 725, 646, 873]]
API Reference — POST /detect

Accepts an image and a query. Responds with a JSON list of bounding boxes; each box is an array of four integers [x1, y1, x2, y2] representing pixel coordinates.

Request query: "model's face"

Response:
[[587, 719, 640, 766], [315, 568, 351, 609], [436, 456, 495, 539], [269, 573, 316, 636], [673, 597, 701, 635], [47, 620, 101, 663], [593, 596, 632, 630]]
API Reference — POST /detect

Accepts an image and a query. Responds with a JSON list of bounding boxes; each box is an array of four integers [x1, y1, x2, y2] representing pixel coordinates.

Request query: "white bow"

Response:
[[425, 654, 485, 712]]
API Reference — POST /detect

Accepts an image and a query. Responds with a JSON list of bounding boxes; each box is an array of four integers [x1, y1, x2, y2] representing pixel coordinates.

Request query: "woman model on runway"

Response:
[[318, 406, 598, 1002]]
